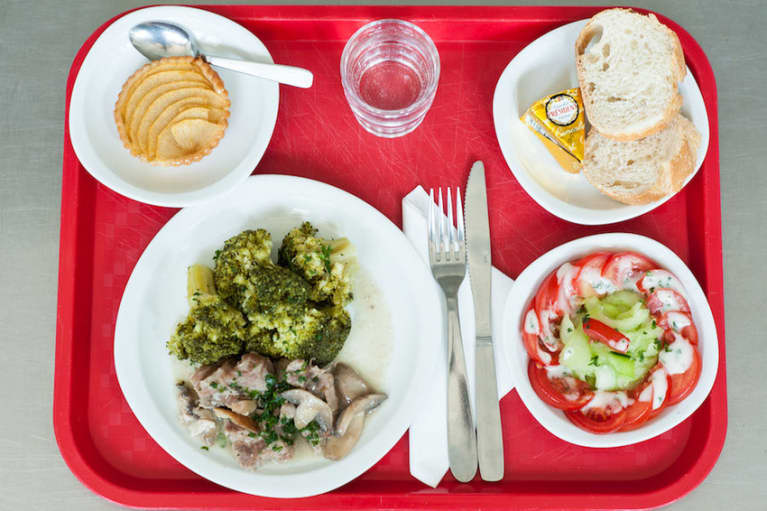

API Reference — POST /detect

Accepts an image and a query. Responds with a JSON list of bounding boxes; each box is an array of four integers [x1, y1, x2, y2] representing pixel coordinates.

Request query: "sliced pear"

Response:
[[146, 104, 210, 159], [154, 118, 226, 164], [126, 82, 209, 144], [119, 70, 210, 119]]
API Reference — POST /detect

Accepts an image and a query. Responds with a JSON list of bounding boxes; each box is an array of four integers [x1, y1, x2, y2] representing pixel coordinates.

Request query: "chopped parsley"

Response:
[[200, 446, 209, 451], [588, 355, 599, 367], [319, 245, 332, 273]]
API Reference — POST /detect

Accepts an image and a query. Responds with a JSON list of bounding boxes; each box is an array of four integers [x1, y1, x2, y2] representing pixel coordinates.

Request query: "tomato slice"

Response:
[[565, 405, 626, 433], [657, 311, 698, 344], [620, 398, 652, 431], [521, 307, 550, 364], [534, 271, 562, 350], [665, 348, 702, 406], [575, 252, 610, 297], [602, 252, 655, 289], [527, 360, 593, 410], [582, 318, 630, 353], [647, 288, 691, 315], [637, 269, 686, 296]]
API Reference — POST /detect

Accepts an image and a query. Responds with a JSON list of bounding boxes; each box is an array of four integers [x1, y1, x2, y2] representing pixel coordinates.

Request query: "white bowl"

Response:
[[492, 20, 710, 225], [69, 6, 279, 207], [502, 233, 718, 447]]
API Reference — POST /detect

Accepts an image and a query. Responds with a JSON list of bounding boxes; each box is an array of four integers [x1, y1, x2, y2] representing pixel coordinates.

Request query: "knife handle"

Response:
[[445, 295, 478, 482], [476, 341, 504, 481]]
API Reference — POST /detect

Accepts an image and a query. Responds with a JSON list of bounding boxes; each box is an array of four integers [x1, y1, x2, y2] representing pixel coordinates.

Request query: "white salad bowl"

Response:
[[502, 233, 718, 448]]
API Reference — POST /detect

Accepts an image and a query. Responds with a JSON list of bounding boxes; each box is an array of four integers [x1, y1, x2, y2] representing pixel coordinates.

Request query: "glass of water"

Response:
[[341, 19, 440, 138]]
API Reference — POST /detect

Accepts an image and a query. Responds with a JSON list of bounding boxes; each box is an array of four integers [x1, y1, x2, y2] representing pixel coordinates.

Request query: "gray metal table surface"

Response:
[[0, 0, 763, 509]]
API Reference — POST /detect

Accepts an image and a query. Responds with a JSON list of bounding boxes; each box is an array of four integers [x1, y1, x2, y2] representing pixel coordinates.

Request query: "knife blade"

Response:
[[464, 160, 504, 481]]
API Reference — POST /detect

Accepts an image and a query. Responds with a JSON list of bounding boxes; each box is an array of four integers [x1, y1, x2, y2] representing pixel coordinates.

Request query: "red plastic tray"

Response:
[[54, 5, 726, 509]]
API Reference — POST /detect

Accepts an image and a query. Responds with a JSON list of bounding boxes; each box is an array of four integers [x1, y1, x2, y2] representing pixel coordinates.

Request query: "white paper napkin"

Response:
[[402, 186, 516, 487]]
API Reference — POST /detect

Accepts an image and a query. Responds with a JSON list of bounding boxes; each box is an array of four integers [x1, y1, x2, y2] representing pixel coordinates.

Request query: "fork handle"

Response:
[[446, 294, 478, 482]]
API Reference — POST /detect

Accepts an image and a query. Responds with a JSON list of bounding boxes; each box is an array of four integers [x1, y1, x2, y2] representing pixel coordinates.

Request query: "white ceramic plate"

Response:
[[502, 233, 718, 447], [69, 6, 279, 207], [492, 20, 710, 225], [114, 175, 441, 497]]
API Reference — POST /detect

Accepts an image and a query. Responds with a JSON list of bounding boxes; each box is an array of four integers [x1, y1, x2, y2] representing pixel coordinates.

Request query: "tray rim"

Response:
[[53, 4, 727, 510]]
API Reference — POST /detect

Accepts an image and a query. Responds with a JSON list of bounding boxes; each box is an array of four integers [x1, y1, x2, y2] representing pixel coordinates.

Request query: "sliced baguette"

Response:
[[581, 114, 701, 205], [575, 8, 686, 141]]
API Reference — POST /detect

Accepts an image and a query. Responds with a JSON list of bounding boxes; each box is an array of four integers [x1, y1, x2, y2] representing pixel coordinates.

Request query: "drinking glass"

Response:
[[341, 19, 440, 138]]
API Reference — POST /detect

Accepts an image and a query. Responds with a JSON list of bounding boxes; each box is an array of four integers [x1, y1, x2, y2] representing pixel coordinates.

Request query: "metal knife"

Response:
[[464, 161, 505, 481]]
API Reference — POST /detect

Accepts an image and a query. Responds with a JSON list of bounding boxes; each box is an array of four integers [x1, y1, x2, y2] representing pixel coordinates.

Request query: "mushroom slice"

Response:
[[324, 412, 365, 461], [213, 407, 260, 434], [333, 363, 370, 407], [229, 399, 258, 416], [335, 393, 387, 437], [280, 389, 333, 431]]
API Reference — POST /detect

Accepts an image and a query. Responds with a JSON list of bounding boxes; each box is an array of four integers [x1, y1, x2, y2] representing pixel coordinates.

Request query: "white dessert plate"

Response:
[[502, 233, 718, 447], [492, 20, 710, 225], [114, 175, 441, 497], [69, 6, 279, 207]]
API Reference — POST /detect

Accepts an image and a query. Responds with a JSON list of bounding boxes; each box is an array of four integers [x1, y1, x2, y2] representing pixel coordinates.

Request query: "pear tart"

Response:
[[115, 57, 230, 166]]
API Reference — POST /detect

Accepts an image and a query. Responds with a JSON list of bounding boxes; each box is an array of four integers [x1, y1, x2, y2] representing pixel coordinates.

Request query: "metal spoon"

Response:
[[129, 21, 313, 88]]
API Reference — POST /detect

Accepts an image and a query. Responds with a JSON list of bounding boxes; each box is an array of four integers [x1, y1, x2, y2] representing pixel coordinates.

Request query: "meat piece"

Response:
[[284, 359, 339, 412], [176, 383, 218, 446], [194, 353, 275, 408], [235, 353, 275, 393], [190, 364, 217, 387], [223, 420, 266, 469], [222, 420, 294, 469]]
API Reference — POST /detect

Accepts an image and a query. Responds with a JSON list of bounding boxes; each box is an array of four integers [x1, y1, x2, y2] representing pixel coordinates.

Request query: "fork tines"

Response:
[[428, 187, 465, 262]]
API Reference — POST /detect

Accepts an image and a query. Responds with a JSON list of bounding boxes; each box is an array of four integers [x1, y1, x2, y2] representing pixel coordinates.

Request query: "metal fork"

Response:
[[427, 187, 478, 483]]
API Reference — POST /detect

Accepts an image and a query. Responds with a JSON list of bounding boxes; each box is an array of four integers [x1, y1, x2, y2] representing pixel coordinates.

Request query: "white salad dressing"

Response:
[[650, 368, 669, 410], [581, 391, 632, 414], [524, 309, 540, 335], [666, 311, 692, 333], [659, 333, 695, 375], [539, 309, 561, 351], [653, 289, 686, 313], [556, 263, 580, 314], [544, 364, 572, 379], [641, 270, 686, 296], [638, 383, 653, 402], [579, 264, 618, 296], [595, 364, 617, 390], [537, 347, 552, 365]]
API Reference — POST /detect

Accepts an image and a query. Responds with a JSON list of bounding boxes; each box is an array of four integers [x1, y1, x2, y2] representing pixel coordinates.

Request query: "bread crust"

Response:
[[575, 9, 686, 141], [582, 116, 699, 206]]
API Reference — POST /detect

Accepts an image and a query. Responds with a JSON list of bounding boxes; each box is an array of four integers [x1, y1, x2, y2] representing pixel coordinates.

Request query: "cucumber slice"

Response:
[[603, 290, 641, 309], [584, 297, 649, 331], [560, 315, 592, 376], [607, 352, 635, 378]]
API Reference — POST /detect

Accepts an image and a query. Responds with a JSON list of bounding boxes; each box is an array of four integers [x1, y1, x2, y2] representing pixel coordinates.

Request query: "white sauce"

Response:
[[539, 309, 561, 351], [653, 289, 685, 313], [544, 364, 572, 379], [536, 346, 552, 365], [524, 309, 540, 335], [666, 311, 692, 333], [641, 270, 686, 296], [580, 265, 617, 296], [659, 333, 694, 375], [638, 384, 653, 402], [611, 257, 642, 292], [581, 391, 631, 414], [556, 263, 580, 314], [650, 368, 669, 410]]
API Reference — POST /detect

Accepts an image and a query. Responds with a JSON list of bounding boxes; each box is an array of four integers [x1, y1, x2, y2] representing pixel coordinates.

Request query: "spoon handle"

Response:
[[206, 56, 313, 88]]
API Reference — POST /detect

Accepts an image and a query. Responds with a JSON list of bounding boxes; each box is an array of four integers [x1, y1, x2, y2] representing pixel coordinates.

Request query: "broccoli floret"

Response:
[[245, 304, 351, 365], [237, 264, 310, 315], [214, 229, 273, 306], [278, 222, 352, 306], [167, 293, 247, 365]]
